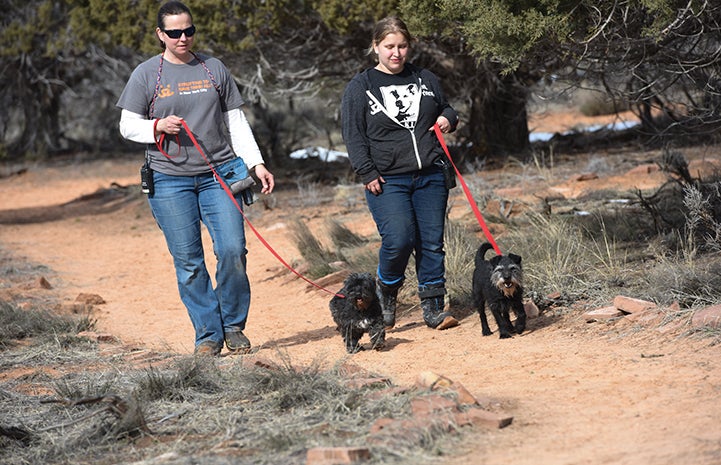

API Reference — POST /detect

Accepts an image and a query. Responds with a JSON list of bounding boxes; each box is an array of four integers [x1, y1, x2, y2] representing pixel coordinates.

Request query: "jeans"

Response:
[[365, 167, 448, 298], [148, 170, 250, 347]]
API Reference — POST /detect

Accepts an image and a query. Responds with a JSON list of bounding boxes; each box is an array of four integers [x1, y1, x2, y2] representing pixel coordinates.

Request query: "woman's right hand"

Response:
[[156, 115, 184, 135], [365, 176, 385, 196]]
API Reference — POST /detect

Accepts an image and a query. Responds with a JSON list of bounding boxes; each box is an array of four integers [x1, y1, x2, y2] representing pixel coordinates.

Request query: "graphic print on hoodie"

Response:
[[372, 82, 421, 130]]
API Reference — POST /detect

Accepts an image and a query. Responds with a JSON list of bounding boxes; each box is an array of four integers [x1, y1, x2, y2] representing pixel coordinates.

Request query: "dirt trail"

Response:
[[2, 138, 721, 464]]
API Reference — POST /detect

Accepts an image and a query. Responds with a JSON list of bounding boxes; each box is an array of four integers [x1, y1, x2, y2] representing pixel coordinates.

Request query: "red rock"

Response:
[[691, 304, 721, 329], [583, 306, 624, 322], [416, 371, 479, 406], [454, 407, 513, 429], [306, 446, 370, 464], [75, 293, 106, 305], [624, 309, 662, 325], [410, 395, 458, 416], [574, 173, 599, 181], [613, 296, 657, 314], [524, 300, 540, 318]]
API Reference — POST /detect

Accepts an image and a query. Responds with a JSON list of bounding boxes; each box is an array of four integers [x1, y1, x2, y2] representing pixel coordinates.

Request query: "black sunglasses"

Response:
[[163, 25, 196, 39]]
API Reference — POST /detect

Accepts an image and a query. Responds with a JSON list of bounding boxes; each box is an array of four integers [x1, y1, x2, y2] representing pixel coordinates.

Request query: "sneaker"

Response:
[[194, 340, 222, 356], [225, 330, 251, 354]]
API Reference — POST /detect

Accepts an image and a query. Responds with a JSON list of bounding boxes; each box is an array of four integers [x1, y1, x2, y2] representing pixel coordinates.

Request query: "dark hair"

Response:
[[367, 16, 414, 56], [157, 1, 193, 49]]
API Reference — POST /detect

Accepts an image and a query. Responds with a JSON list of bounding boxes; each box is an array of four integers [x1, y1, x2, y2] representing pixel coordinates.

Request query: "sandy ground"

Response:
[[2, 112, 721, 464]]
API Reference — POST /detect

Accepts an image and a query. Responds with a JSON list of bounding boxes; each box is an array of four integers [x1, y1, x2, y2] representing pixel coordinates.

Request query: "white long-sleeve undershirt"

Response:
[[119, 108, 265, 169]]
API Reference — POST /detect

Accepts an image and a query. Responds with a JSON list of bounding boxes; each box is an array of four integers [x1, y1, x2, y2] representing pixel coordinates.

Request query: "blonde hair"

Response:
[[367, 16, 414, 56]]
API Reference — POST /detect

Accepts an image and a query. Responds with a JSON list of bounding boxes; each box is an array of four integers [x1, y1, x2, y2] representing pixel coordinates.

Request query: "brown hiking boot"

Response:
[[194, 340, 222, 356], [225, 330, 252, 354]]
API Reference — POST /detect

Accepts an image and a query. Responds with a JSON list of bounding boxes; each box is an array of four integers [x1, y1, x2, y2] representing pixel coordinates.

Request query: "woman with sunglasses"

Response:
[[116, 1, 274, 356]]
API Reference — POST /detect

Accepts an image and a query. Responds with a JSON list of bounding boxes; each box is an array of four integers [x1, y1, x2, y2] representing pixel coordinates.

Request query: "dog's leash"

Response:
[[179, 120, 345, 298], [433, 123, 503, 256]]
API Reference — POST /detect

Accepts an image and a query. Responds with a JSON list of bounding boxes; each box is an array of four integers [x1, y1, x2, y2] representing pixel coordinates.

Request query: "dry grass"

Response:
[[0, 296, 468, 465], [0, 242, 473, 465], [285, 148, 721, 326]]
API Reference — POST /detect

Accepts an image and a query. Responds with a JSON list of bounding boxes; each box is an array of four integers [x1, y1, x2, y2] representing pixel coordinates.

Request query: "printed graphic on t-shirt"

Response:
[[159, 79, 215, 99], [379, 83, 420, 129], [178, 79, 214, 96], [158, 85, 174, 98]]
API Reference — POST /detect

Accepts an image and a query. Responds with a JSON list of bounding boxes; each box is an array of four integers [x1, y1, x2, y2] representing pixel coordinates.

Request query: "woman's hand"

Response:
[[431, 115, 451, 133], [156, 115, 184, 135], [253, 164, 275, 194], [365, 176, 385, 196]]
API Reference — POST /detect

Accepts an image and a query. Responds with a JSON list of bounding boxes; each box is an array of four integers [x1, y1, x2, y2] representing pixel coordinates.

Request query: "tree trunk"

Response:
[[457, 68, 530, 163]]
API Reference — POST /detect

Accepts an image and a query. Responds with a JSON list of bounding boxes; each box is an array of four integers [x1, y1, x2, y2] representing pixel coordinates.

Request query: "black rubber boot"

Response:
[[376, 278, 400, 328], [421, 295, 459, 330]]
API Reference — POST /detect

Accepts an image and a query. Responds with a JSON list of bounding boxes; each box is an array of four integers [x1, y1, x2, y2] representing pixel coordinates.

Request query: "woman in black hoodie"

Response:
[[341, 16, 459, 331]]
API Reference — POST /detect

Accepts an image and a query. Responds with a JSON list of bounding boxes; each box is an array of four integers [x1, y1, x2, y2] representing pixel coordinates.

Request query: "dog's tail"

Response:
[[475, 242, 496, 264]]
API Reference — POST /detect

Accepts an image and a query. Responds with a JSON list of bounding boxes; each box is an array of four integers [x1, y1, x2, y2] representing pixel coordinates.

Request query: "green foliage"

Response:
[[67, 0, 158, 54], [0, 1, 64, 57], [314, 0, 400, 33], [401, 0, 571, 70], [0, 0, 321, 59]]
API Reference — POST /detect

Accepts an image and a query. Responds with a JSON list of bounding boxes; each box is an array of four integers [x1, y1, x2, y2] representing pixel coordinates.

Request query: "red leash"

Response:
[[433, 124, 502, 256], [179, 120, 344, 298]]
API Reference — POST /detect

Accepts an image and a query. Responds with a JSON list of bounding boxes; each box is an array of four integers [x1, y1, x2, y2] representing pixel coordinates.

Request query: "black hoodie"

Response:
[[341, 63, 459, 185]]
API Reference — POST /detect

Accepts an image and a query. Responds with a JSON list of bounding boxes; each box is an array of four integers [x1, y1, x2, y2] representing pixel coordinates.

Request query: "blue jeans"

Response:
[[148, 170, 250, 347], [366, 167, 448, 298]]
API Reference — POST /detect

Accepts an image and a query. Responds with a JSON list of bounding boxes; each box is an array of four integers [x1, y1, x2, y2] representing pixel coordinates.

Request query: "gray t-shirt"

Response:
[[116, 53, 244, 175]]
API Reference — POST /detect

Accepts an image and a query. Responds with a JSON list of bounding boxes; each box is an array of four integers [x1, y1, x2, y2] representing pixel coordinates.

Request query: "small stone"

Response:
[[306, 447, 370, 464], [524, 300, 540, 319], [613, 296, 657, 314], [691, 304, 721, 329], [583, 306, 624, 322], [75, 293, 106, 305]]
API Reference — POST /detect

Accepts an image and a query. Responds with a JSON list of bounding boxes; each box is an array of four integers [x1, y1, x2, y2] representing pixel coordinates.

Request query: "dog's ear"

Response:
[[508, 253, 522, 265]]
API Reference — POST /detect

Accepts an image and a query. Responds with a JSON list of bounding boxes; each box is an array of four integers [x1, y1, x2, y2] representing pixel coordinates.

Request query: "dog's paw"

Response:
[[481, 329, 493, 336], [499, 332, 513, 339]]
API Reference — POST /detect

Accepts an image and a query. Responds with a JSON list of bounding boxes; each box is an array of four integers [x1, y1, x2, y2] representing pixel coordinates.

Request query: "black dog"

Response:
[[329, 272, 386, 353], [472, 243, 525, 339]]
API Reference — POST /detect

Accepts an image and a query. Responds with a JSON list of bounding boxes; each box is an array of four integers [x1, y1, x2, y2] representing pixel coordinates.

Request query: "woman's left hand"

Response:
[[253, 164, 275, 194], [432, 116, 451, 133]]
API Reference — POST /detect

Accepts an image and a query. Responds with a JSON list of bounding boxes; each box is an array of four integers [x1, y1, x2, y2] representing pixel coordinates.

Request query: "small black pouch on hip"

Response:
[[140, 160, 154, 196], [435, 156, 456, 190]]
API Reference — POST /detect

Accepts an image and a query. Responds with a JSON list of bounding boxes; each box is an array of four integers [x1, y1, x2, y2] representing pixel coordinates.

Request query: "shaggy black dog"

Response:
[[329, 272, 386, 353], [472, 243, 526, 339]]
